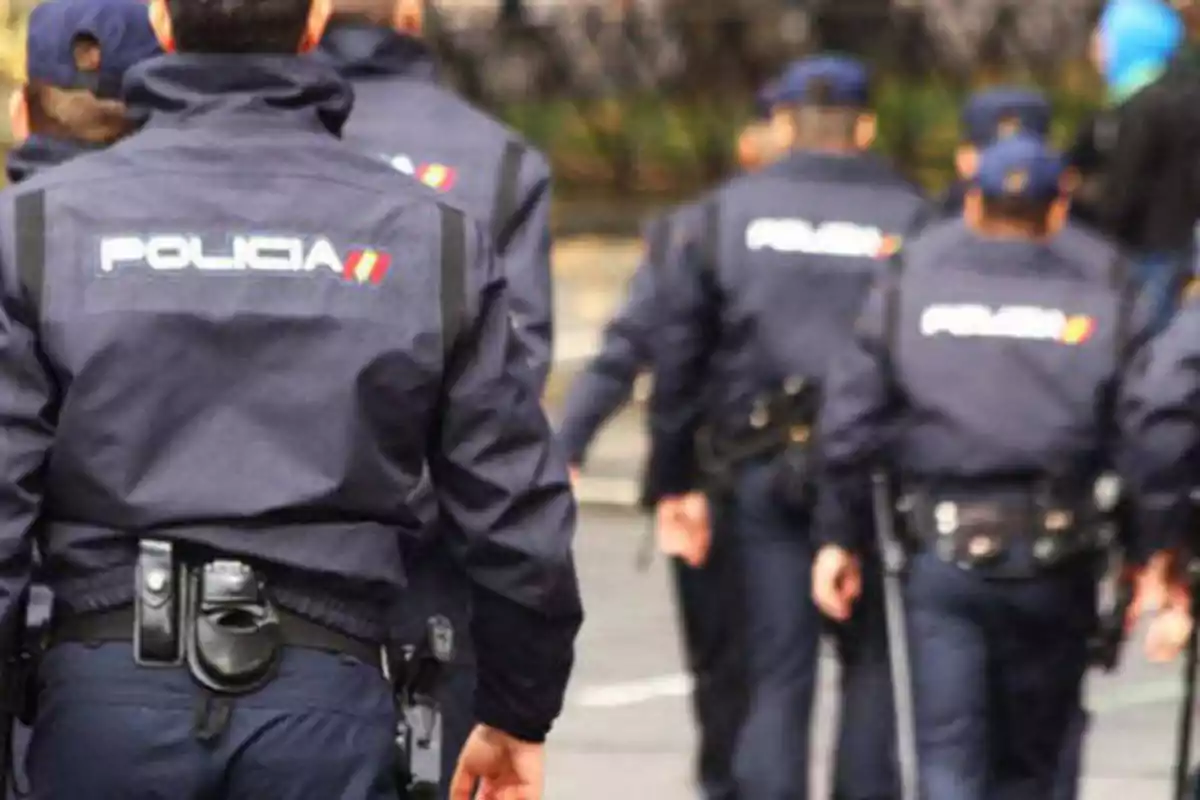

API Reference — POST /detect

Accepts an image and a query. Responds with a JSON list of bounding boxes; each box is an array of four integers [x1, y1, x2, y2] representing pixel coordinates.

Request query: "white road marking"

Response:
[[572, 672, 693, 708]]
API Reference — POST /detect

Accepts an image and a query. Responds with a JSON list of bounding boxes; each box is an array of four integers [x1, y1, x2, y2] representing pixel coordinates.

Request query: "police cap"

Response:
[[759, 55, 871, 109], [975, 134, 1064, 202], [27, 0, 162, 99], [961, 87, 1051, 147]]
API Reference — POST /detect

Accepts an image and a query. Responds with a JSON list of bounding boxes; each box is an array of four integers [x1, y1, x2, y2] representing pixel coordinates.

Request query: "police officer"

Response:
[[319, 0, 553, 388], [648, 54, 928, 800], [1, 1, 162, 795], [557, 115, 782, 800], [0, 0, 583, 797], [811, 134, 1157, 800], [317, 5, 556, 786], [936, 87, 1051, 219], [314, 3, 556, 786]]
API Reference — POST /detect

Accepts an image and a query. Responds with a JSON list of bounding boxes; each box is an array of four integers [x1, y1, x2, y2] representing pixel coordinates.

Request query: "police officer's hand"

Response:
[[568, 465, 581, 488], [450, 723, 544, 800], [655, 493, 711, 567], [812, 545, 862, 622]]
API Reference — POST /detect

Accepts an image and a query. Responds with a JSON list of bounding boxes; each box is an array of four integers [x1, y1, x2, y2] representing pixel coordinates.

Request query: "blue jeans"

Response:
[[1133, 252, 1190, 335], [731, 462, 897, 800], [28, 642, 397, 799], [907, 553, 1095, 800]]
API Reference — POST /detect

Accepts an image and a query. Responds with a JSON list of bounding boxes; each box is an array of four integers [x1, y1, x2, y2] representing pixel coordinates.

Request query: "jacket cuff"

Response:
[[1133, 494, 1196, 561], [470, 588, 579, 745]]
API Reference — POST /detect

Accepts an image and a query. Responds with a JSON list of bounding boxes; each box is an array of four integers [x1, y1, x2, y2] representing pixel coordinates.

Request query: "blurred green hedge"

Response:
[[501, 64, 1103, 203]]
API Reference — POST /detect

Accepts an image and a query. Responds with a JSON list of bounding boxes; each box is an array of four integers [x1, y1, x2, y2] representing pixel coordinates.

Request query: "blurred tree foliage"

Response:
[[0, 0, 1107, 206], [430, 0, 1107, 201]]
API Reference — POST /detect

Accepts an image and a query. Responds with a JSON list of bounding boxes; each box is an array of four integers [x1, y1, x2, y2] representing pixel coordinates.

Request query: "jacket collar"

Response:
[[5, 135, 99, 183], [123, 53, 352, 136], [763, 149, 908, 186], [318, 23, 437, 82]]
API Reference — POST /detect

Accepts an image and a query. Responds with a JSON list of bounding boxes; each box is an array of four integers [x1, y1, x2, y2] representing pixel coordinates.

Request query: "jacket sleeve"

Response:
[[645, 205, 718, 499], [1118, 292, 1200, 559], [429, 212, 582, 743], [558, 234, 661, 465], [0, 199, 55, 640], [496, 148, 554, 393], [813, 269, 898, 552]]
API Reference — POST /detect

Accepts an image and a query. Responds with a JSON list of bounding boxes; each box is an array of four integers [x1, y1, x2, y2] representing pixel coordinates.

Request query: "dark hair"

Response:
[[779, 78, 865, 146], [329, 0, 394, 26], [24, 35, 134, 144], [981, 195, 1055, 227], [165, 0, 312, 53]]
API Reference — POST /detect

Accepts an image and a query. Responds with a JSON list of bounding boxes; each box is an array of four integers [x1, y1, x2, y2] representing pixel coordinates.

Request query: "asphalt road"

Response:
[[546, 504, 1199, 800]]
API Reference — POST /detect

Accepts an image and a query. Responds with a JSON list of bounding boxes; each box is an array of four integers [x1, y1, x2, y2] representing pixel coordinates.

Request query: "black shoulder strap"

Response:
[[490, 140, 526, 249], [15, 190, 46, 313], [1106, 251, 1135, 367], [699, 201, 719, 279], [645, 216, 672, 268], [439, 204, 466, 361]]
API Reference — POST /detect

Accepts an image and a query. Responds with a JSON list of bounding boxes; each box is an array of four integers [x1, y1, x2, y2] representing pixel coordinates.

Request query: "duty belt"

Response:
[[898, 480, 1118, 578]]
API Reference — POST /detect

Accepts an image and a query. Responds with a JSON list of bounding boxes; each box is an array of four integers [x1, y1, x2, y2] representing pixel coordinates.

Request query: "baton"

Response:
[[1173, 560, 1200, 800], [871, 471, 920, 800]]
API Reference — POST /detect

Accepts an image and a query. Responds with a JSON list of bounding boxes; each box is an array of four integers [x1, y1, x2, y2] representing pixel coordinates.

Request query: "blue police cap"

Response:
[[974, 134, 1064, 202], [26, 0, 162, 99], [760, 55, 871, 109], [961, 87, 1051, 147]]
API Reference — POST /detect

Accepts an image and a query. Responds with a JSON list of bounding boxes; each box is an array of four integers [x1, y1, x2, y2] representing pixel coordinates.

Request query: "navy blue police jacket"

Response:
[[3, 133, 96, 633], [646, 150, 929, 499], [320, 23, 554, 390], [815, 218, 1156, 555], [1121, 285, 1200, 555], [0, 54, 581, 742], [557, 210, 680, 467]]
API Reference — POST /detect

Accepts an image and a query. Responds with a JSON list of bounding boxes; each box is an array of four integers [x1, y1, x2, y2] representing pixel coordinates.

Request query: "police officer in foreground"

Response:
[[936, 87, 1051, 220], [0, 1, 162, 795], [811, 134, 1158, 800], [317, 1, 557, 787], [648, 54, 928, 800], [557, 115, 783, 800], [0, 0, 582, 796]]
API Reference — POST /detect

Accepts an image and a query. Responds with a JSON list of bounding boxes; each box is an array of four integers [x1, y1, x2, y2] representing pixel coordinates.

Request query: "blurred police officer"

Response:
[[320, 0, 553, 388], [317, 6, 556, 786], [812, 135, 1157, 800], [1072, 0, 1193, 333], [649, 55, 928, 800], [0, 0, 582, 797], [558, 116, 781, 800], [936, 87, 1051, 219], [1, 1, 161, 795]]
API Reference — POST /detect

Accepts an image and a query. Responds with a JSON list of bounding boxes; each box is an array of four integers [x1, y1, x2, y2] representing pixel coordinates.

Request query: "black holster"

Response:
[[394, 616, 455, 798], [135, 541, 282, 695], [698, 377, 821, 514], [185, 560, 282, 695]]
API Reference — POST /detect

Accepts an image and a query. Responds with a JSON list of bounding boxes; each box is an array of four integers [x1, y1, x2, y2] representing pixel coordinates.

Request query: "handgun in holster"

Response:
[[0, 589, 41, 798], [393, 616, 455, 799], [695, 376, 821, 511]]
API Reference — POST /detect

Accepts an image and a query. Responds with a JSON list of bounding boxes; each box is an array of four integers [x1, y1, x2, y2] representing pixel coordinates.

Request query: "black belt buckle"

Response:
[[185, 560, 281, 695], [134, 539, 183, 667]]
